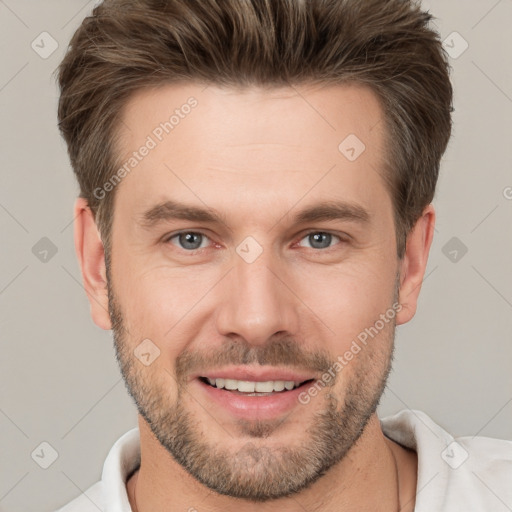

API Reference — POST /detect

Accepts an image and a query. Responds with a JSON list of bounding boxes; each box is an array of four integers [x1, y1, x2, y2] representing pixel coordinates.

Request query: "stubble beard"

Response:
[[108, 278, 396, 502]]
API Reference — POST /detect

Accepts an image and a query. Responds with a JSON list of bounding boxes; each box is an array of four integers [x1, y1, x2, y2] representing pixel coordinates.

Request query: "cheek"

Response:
[[116, 267, 217, 352], [294, 261, 397, 350]]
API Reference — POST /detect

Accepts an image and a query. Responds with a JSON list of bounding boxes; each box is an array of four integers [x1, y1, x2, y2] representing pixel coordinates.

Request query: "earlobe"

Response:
[[74, 198, 112, 330], [396, 204, 436, 326]]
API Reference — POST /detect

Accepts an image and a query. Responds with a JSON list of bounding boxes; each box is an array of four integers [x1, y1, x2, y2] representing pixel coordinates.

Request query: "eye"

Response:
[[166, 231, 211, 251], [297, 231, 342, 250], [164, 230, 344, 253]]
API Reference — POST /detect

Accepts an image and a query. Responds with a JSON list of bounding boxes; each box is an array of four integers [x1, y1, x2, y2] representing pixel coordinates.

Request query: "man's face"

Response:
[[108, 83, 401, 500]]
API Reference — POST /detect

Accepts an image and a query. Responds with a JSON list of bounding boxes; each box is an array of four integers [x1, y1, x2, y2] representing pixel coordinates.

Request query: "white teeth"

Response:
[[205, 378, 303, 393], [237, 381, 256, 392], [255, 381, 274, 393], [224, 379, 238, 390], [273, 381, 285, 392]]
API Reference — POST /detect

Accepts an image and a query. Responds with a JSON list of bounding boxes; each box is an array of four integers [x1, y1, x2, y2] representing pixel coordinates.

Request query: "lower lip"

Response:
[[194, 378, 311, 421]]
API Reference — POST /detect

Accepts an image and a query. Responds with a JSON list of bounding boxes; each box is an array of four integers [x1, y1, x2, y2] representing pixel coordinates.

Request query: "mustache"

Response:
[[174, 335, 334, 383], [107, 284, 334, 381]]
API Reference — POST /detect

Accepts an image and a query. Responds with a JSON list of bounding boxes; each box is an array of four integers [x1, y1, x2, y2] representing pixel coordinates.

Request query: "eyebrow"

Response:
[[139, 199, 370, 230]]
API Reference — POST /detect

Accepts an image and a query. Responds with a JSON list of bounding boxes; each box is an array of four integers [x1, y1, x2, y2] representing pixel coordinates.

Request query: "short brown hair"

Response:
[[57, 0, 452, 258]]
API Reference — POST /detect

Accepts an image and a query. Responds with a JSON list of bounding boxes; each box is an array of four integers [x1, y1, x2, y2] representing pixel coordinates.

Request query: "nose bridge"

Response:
[[215, 242, 296, 344]]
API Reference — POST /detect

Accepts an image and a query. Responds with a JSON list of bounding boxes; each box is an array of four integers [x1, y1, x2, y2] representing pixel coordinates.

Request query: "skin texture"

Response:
[[74, 83, 433, 511]]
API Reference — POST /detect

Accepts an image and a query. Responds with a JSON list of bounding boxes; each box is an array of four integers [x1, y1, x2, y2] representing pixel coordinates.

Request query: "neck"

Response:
[[127, 413, 417, 512]]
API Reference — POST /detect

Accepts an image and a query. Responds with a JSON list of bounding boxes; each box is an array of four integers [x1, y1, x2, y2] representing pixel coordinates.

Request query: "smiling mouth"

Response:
[[199, 376, 315, 396]]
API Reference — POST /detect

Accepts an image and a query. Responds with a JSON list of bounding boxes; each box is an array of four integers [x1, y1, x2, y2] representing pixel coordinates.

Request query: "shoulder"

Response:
[[456, 433, 512, 485], [381, 409, 512, 511], [443, 431, 512, 510], [54, 427, 140, 511]]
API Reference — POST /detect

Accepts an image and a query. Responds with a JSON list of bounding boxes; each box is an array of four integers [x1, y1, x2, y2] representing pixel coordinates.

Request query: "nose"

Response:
[[215, 246, 299, 346]]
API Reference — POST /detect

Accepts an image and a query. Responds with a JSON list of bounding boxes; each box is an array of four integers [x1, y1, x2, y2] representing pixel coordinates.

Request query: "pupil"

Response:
[[180, 232, 201, 249], [310, 232, 331, 249]]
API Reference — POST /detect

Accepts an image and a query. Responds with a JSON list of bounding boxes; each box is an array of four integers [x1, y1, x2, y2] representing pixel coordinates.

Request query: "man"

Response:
[[55, 0, 512, 510]]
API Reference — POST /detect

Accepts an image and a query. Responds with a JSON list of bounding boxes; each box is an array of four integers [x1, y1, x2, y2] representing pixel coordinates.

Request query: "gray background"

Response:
[[1, 1, 511, 510]]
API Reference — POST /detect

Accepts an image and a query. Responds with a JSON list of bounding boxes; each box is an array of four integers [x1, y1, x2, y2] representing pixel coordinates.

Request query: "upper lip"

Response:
[[192, 366, 317, 383]]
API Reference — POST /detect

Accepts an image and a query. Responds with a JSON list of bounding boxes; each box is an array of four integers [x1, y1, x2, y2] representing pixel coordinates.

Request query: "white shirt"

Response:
[[56, 409, 512, 511]]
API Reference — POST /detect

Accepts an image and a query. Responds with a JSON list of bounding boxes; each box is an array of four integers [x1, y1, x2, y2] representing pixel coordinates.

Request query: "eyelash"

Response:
[[163, 230, 346, 254]]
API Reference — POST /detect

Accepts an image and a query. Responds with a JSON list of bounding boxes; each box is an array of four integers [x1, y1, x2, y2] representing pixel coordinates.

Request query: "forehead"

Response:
[[118, 81, 384, 154], [114, 82, 390, 227]]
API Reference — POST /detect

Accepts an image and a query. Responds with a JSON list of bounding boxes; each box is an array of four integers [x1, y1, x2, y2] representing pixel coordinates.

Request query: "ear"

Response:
[[74, 198, 112, 330], [396, 204, 436, 326]]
